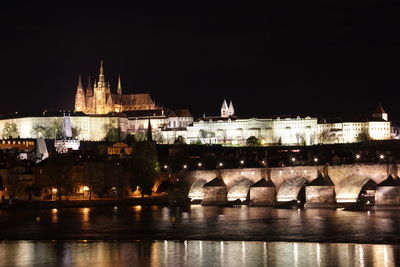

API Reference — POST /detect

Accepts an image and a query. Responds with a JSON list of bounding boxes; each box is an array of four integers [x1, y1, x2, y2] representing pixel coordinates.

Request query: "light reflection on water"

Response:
[[0, 240, 399, 267], [3, 206, 400, 244]]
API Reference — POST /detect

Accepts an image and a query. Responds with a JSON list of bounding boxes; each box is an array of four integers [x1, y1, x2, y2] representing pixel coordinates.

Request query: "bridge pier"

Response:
[[201, 177, 227, 205]]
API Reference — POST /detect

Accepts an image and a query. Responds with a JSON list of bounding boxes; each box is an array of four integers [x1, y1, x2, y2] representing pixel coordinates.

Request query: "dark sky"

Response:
[[1, 1, 400, 122]]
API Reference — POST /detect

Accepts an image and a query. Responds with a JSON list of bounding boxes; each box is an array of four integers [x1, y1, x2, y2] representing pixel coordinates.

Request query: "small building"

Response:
[[107, 142, 133, 157], [201, 177, 227, 205], [249, 178, 276, 206]]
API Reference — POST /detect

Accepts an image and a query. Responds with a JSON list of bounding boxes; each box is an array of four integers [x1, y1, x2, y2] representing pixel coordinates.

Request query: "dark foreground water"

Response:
[[2, 206, 400, 266], [0, 240, 399, 266], [1, 205, 400, 243]]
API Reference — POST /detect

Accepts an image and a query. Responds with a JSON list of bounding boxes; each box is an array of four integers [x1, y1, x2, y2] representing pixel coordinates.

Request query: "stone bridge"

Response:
[[171, 164, 397, 205]]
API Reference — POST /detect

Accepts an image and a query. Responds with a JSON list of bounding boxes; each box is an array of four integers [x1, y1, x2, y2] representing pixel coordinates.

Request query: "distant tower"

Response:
[[147, 118, 153, 141], [86, 76, 93, 97], [373, 104, 388, 121], [74, 75, 86, 112], [228, 100, 235, 116], [94, 60, 107, 114], [221, 99, 229, 117], [117, 75, 122, 97]]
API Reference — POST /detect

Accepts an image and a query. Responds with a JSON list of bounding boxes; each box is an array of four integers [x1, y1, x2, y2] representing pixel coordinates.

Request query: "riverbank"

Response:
[[0, 196, 169, 210]]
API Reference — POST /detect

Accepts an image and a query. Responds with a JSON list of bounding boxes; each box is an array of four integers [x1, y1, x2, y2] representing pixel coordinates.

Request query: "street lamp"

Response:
[[183, 164, 187, 169], [314, 157, 318, 163], [356, 154, 360, 159], [198, 162, 202, 167], [380, 154, 385, 160], [219, 162, 223, 168]]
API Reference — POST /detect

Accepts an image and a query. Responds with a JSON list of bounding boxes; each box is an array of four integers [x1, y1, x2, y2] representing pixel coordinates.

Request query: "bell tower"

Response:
[[94, 60, 107, 114]]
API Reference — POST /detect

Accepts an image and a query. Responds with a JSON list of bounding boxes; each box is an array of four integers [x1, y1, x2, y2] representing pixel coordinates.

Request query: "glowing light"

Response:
[[164, 165, 168, 169], [51, 188, 58, 194], [183, 165, 187, 169], [314, 158, 318, 162], [51, 208, 58, 214], [380, 154, 385, 159], [198, 162, 202, 167], [356, 154, 360, 159], [219, 162, 223, 167], [82, 186, 89, 191], [291, 157, 296, 162], [240, 160, 244, 164]]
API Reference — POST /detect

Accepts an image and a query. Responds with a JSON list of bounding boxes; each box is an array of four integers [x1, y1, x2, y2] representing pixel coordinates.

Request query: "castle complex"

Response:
[[75, 61, 156, 114], [0, 62, 393, 145]]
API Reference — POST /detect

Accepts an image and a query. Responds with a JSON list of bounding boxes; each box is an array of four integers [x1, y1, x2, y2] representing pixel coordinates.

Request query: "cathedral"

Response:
[[74, 61, 156, 114]]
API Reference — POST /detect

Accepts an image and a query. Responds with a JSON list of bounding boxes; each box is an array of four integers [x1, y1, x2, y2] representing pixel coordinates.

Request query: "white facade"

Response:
[[0, 110, 193, 142], [184, 116, 318, 146], [317, 120, 391, 144]]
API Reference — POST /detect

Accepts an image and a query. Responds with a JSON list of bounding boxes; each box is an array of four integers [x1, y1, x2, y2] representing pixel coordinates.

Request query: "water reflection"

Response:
[[3, 206, 400, 244], [0, 240, 399, 266]]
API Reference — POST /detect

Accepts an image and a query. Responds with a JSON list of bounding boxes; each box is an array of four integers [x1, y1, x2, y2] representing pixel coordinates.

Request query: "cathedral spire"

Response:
[[117, 75, 122, 96], [98, 60, 105, 86], [74, 75, 85, 112], [77, 74, 83, 89], [86, 76, 93, 97]]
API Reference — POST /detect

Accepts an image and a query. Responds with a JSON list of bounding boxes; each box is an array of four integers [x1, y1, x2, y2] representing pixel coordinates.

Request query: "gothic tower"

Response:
[[74, 75, 86, 112], [94, 61, 107, 114]]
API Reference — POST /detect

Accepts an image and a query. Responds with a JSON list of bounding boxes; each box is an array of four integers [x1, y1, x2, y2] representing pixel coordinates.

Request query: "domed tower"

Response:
[[74, 75, 86, 112]]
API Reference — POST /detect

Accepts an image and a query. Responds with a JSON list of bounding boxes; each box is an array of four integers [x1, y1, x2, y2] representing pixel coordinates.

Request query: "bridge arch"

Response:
[[188, 179, 207, 201], [336, 175, 377, 203], [277, 176, 308, 202], [227, 178, 253, 201]]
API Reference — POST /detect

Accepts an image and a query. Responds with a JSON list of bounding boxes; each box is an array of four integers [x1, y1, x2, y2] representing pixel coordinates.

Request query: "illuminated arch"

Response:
[[277, 176, 307, 202], [336, 175, 376, 203], [227, 178, 253, 201], [188, 179, 207, 201]]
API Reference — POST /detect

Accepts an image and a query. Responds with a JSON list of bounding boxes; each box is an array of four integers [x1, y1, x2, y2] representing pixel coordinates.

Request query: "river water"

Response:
[[1, 205, 400, 266]]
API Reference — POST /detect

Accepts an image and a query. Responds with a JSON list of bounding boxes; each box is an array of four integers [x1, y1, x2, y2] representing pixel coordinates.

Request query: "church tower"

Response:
[[228, 100, 235, 116], [94, 61, 108, 114], [221, 99, 229, 117], [74, 75, 86, 112]]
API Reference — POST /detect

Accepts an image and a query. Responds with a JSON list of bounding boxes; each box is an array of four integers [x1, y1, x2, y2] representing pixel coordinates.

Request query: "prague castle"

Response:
[[75, 61, 156, 114], [0, 61, 392, 145]]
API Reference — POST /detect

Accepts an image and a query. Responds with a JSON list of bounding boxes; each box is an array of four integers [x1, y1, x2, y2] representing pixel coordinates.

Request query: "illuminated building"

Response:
[[183, 100, 318, 146], [175, 101, 392, 146], [74, 61, 156, 114], [317, 104, 391, 144]]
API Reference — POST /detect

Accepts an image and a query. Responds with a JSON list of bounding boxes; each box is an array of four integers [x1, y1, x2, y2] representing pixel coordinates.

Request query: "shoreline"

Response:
[[0, 197, 170, 210]]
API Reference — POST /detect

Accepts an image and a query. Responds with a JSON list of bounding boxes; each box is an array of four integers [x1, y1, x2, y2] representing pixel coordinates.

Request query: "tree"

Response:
[[357, 129, 371, 143], [317, 129, 337, 144], [2, 122, 19, 138], [103, 123, 122, 142], [130, 141, 159, 197], [174, 135, 185, 144], [42, 152, 74, 200], [246, 136, 261, 146], [32, 120, 80, 139]]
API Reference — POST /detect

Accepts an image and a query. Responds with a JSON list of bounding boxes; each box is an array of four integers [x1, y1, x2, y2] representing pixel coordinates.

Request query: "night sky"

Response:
[[1, 1, 400, 122]]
